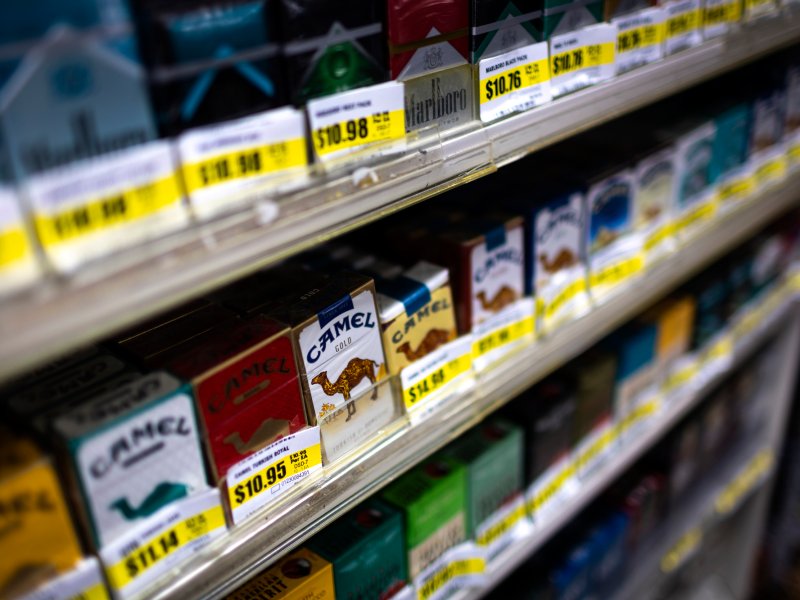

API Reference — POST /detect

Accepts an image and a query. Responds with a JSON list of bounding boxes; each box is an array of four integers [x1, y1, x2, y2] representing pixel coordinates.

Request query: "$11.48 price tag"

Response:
[[478, 42, 551, 122], [307, 81, 405, 160], [226, 427, 322, 525], [549, 23, 617, 97], [100, 489, 226, 598]]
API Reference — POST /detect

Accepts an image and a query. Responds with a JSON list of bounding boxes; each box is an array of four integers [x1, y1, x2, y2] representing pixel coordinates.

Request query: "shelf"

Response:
[[2, 12, 800, 382], [136, 176, 800, 600]]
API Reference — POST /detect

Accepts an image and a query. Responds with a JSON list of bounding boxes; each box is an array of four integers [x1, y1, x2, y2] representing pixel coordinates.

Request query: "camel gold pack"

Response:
[[0, 431, 83, 599], [227, 547, 333, 600], [52, 372, 209, 548], [375, 261, 458, 375], [153, 316, 308, 482], [382, 454, 467, 579], [424, 215, 526, 335], [264, 270, 388, 425]]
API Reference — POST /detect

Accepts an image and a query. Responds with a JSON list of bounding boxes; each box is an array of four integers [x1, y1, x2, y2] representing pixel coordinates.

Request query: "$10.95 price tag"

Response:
[[478, 42, 551, 122], [549, 23, 617, 98], [401, 336, 473, 413], [307, 82, 405, 161], [100, 489, 226, 598], [178, 107, 308, 220], [226, 427, 322, 525], [613, 7, 666, 74]]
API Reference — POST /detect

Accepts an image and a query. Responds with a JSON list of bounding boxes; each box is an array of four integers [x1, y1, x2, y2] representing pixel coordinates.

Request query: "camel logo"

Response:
[[538, 209, 582, 244], [390, 298, 452, 344], [224, 419, 291, 455], [0, 490, 56, 524], [210, 356, 292, 413], [306, 312, 377, 364], [109, 481, 189, 520], [539, 248, 577, 274], [474, 249, 524, 283], [476, 286, 519, 313], [397, 329, 453, 361], [312, 358, 379, 416]]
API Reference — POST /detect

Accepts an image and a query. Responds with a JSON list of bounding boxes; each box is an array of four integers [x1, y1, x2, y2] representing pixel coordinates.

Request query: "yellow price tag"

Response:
[[480, 58, 549, 104], [476, 503, 526, 547], [590, 253, 644, 290], [718, 174, 756, 202], [576, 427, 615, 471], [81, 582, 111, 600], [0, 226, 31, 268], [664, 361, 698, 392], [756, 155, 787, 185], [617, 22, 665, 53], [619, 397, 661, 433], [528, 462, 577, 514], [703, 0, 742, 26], [417, 558, 486, 600], [702, 334, 733, 365], [228, 443, 322, 508], [715, 449, 773, 515], [539, 277, 588, 323], [644, 222, 674, 253], [106, 505, 225, 589], [661, 527, 702, 573], [402, 353, 472, 409], [472, 316, 534, 359], [551, 43, 615, 77], [677, 200, 717, 233], [313, 110, 405, 157], [666, 8, 701, 38], [788, 142, 800, 164], [182, 139, 307, 193], [745, 0, 775, 13], [734, 308, 761, 341], [34, 173, 181, 247]]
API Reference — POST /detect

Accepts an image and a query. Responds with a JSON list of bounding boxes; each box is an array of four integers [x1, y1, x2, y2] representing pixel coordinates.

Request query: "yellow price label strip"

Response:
[[528, 462, 577, 514], [745, 0, 775, 12], [538, 277, 587, 323], [313, 110, 405, 157], [788, 143, 800, 164], [644, 222, 674, 253], [81, 581, 111, 600], [734, 308, 762, 341], [182, 139, 307, 193], [476, 504, 526, 547], [590, 253, 644, 290], [480, 58, 549, 104], [0, 226, 31, 268], [664, 361, 698, 393], [228, 444, 322, 508], [704, 0, 742, 26], [619, 397, 661, 433], [403, 353, 472, 410], [702, 334, 734, 366], [718, 174, 756, 202], [715, 449, 773, 515], [575, 428, 616, 471], [551, 42, 615, 77], [661, 527, 702, 573], [106, 505, 225, 589], [617, 22, 665, 53], [666, 8, 701, 39], [472, 316, 534, 359], [34, 173, 181, 247], [756, 156, 787, 184], [677, 200, 717, 234], [417, 558, 486, 600]]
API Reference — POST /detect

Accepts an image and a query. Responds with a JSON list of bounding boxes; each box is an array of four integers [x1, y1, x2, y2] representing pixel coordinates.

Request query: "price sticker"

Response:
[[699, 332, 734, 381], [227, 427, 322, 525], [100, 489, 226, 598], [644, 221, 675, 257], [401, 336, 473, 412], [536, 269, 590, 334], [675, 192, 718, 239], [734, 304, 763, 343], [526, 458, 577, 518], [478, 42, 552, 122], [20, 557, 110, 600], [0, 185, 40, 293], [754, 147, 788, 189], [703, 0, 742, 38], [663, 0, 702, 55], [663, 353, 699, 395], [307, 81, 405, 161], [786, 131, 800, 171], [745, 0, 777, 19], [26, 141, 189, 273], [661, 527, 702, 573], [475, 496, 530, 558], [575, 420, 616, 477], [414, 543, 487, 600], [715, 449, 773, 515], [178, 107, 307, 220], [549, 24, 617, 97], [590, 252, 645, 301], [471, 298, 535, 372], [613, 7, 667, 74], [718, 167, 756, 205], [618, 391, 662, 437]]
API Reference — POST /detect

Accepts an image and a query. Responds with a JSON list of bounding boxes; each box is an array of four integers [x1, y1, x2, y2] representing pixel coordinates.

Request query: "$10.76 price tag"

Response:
[[549, 23, 617, 98], [613, 7, 666, 74], [226, 427, 322, 525], [307, 82, 405, 161], [100, 489, 226, 598], [478, 42, 552, 122]]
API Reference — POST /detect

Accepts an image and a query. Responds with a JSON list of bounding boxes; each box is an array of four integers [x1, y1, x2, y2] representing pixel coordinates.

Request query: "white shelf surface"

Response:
[[137, 178, 800, 600], [2, 13, 800, 382]]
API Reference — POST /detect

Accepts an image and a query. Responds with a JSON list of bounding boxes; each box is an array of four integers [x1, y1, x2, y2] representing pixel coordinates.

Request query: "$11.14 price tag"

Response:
[[478, 42, 551, 122], [549, 23, 617, 97], [307, 82, 405, 161], [100, 489, 226, 598], [226, 426, 322, 525]]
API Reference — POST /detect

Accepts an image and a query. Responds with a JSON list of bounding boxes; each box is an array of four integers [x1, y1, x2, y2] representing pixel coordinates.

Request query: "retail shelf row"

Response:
[[138, 177, 800, 600], [1, 13, 799, 382]]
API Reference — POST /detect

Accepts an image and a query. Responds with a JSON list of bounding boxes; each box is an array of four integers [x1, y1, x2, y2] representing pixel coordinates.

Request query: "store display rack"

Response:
[[136, 175, 800, 600], [2, 13, 800, 383]]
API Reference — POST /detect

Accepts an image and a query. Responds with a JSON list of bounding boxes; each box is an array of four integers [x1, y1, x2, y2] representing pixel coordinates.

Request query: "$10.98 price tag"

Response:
[[549, 23, 617, 98], [478, 42, 551, 122], [307, 82, 405, 161], [226, 427, 322, 525], [100, 489, 226, 598]]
